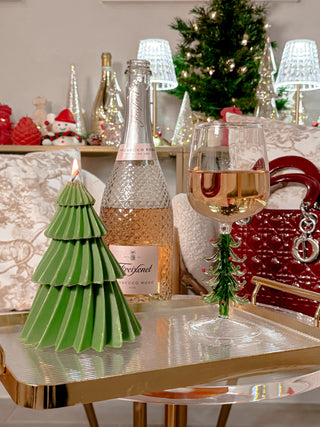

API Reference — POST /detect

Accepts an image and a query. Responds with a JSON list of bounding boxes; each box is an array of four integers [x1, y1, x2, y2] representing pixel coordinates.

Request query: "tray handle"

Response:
[[0, 345, 5, 375], [251, 276, 320, 328]]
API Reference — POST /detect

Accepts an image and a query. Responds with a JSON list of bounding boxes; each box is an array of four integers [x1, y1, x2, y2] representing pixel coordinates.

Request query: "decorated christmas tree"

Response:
[[203, 235, 247, 317], [170, 0, 267, 118], [20, 160, 141, 352]]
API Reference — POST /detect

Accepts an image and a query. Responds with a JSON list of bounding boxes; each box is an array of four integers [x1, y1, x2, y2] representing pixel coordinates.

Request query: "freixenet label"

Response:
[[116, 144, 157, 161], [109, 245, 158, 294]]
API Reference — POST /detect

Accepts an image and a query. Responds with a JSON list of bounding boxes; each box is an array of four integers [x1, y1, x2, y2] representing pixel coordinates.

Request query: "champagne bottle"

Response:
[[91, 52, 112, 135], [100, 59, 174, 302]]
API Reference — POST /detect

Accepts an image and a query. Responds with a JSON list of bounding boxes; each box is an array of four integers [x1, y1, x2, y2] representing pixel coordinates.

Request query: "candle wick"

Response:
[[72, 171, 80, 182]]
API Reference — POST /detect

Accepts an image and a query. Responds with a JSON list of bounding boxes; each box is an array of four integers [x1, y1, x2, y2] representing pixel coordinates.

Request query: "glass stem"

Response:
[[219, 223, 232, 235]]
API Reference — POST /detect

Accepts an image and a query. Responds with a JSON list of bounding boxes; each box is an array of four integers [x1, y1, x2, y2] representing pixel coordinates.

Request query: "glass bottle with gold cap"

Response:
[[91, 52, 112, 135]]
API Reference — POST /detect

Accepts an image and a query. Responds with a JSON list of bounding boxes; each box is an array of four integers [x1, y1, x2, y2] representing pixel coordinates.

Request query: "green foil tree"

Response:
[[170, 0, 267, 118], [20, 179, 141, 352], [203, 234, 248, 317]]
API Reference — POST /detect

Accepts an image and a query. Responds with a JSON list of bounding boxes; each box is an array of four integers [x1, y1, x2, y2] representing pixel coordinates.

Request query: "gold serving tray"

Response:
[[1, 294, 320, 410]]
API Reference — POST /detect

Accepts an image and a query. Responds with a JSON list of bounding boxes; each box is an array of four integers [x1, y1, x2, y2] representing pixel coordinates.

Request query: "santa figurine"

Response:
[[42, 108, 84, 146]]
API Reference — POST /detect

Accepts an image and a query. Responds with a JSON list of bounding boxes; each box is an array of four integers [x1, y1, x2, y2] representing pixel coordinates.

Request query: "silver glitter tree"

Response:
[[103, 72, 124, 146], [172, 91, 194, 146], [67, 64, 87, 136], [254, 38, 279, 120]]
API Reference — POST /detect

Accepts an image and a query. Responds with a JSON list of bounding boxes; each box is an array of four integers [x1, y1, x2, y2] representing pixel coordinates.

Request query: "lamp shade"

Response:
[[137, 39, 178, 91], [275, 39, 320, 91]]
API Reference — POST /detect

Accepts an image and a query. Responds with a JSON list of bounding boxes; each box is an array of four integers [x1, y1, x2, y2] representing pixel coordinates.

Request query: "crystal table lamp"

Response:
[[275, 39, 320, 124], [137, 39, 178, 139]]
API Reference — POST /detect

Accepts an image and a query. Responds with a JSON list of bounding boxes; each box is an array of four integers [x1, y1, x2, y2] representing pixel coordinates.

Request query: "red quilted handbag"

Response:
[[232, 155, 320, 316]]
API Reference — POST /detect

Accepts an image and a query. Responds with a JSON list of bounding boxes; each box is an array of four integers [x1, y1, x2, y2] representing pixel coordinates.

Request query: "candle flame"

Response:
[[71, 158, 80, 182]]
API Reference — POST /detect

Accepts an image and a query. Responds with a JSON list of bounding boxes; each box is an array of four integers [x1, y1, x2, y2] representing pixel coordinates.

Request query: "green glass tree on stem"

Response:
[[170, 0, 267, 118], [20, 161, 141, 352], [203, 234, 248, 317]]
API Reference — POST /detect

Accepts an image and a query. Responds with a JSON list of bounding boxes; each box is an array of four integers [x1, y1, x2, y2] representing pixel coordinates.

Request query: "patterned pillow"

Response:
[[226, 113, 320, 209], [0, 148, 104, 311], [226, 113, 320, 163]]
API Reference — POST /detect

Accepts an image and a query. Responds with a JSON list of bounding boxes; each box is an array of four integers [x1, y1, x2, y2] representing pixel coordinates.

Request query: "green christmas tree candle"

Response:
[[20, 159, 141, 352]]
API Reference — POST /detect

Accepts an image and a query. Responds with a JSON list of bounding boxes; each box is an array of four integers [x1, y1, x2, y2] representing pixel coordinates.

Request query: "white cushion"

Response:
[[172, 193, 219, 287], [0, 148, 105, 311]]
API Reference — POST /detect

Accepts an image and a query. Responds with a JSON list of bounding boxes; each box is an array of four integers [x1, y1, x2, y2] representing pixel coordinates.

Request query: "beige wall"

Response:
[[0, 0, 319, 132]]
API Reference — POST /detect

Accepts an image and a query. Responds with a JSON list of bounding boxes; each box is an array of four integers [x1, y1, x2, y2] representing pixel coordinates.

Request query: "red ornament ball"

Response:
[[312, 121, 319, 127], [12, 117, 42, 145], [157, 131, 162, 137]]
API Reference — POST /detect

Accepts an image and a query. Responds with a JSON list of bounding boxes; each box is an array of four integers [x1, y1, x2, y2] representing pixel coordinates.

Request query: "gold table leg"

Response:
[[164, 404, 187, 427], [133, 402, 147, 427], [83, 403, 99, 427], [216, 403, 232, 427]]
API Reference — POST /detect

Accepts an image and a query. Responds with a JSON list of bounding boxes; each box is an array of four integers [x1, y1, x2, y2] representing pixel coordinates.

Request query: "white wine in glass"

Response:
[[187, 122, 270, 342]]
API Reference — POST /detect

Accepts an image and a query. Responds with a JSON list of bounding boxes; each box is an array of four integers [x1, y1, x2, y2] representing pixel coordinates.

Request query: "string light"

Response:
[[182, 70, 188, 78], [186, 52, 192, 59], [226, 59, 235, 71], [241, 34, 249, 46], [240, 66, 248, 74], [193, 23, 198, 31], [211, 11, 217, 19]]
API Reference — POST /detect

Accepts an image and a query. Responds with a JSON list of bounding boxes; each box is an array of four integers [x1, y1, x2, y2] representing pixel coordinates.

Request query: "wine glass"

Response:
[[187, 122, 270, 343]]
